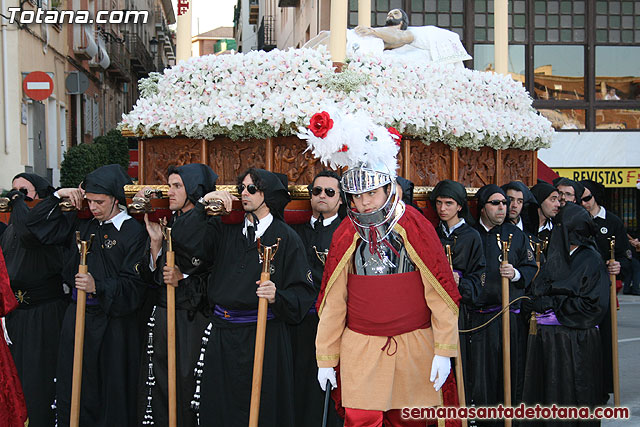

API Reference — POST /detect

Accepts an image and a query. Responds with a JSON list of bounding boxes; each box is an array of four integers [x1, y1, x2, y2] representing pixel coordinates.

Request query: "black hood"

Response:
[[530, 182, 557, 206], [580, 180, 605, 206], [554, 177, 585, 202], [168, 164, 218, 203], [13, 172, 55, 199], [501, 181, 536, 207], [81, 164, 132, 206], [251, 169, 290, 221], [431, 179, 473, 224], [476, 184, 509, 220]]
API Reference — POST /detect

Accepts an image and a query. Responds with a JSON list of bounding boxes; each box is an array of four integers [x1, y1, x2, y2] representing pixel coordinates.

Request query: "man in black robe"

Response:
[[26, 164, 147, 427], [523, 203, 608, 426], [430, 179, 486, 404], [137, 164, 218, 427], [290, 170, 343, 426], [554, 177, 584, 208], [525, 182, 561, 246], [469, 185, 537, 425], [1, 173, 66, 426], [196, 168, 315, 427], [580, 179, 633, 404]]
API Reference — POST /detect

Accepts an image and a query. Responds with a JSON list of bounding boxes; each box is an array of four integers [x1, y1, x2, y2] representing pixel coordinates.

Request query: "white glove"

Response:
[[429, 355, 451, 391], [318, 367, 337, 391]]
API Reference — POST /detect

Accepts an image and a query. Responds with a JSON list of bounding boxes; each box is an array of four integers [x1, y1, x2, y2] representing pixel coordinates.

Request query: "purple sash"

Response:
[[474, 304, 520, 314], [535, 310, 562, 326], [213, 304, 275, 323], [71, 288, 100, 306]]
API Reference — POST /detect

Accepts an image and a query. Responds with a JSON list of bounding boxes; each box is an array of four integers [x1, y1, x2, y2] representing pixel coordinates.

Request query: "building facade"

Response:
[[0, 0, 175, 187]]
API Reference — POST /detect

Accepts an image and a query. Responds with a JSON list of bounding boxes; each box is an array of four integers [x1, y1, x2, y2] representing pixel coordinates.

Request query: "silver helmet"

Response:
[[342, 165, 405, 244]]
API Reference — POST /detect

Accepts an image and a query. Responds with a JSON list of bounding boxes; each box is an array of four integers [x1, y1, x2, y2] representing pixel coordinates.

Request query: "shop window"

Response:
[[533, 45, 584, 100], [596, 109, 640, 130], [538, 109, 586, 130], [473, 44, 525, 85], [595, 46, 640, 101]]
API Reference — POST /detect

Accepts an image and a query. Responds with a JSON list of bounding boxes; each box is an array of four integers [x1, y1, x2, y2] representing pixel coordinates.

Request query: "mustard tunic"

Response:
[[316, 225, 459, 411]]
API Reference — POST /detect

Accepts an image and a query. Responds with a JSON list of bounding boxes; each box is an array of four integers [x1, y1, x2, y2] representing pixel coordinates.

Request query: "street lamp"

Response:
[[149, 36, 158, 57]]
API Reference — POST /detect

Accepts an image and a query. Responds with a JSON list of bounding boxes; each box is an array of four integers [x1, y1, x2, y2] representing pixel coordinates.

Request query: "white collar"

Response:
[[441, 218, 465, 237], [570, 246, 579, 256], [102, 207, 131, 231], [514, 217, 523, 231], [593, 206, 606, 220], [243, 213, 274, 241], [310, 213, 339, 228], [538, 220, 553, 233], [479, 217, 493, 232]]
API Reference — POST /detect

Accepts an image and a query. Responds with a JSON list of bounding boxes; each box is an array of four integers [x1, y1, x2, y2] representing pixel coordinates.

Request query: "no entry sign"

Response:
[[23, 71, 54, 101]]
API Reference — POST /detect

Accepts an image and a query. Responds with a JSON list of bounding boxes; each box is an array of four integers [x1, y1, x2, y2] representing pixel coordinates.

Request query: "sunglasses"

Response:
[[581, 194, 593, 203], [311, 186, 337, 197], [487, 199, 508, 206], [237, 184, 259, 194]]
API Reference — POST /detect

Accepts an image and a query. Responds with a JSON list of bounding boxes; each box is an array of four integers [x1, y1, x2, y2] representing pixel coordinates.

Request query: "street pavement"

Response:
[[602, 293, 640, 425]]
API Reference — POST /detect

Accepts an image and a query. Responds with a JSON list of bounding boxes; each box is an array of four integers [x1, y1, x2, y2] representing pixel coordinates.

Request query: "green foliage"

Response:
[[60, 129, 130, 187]]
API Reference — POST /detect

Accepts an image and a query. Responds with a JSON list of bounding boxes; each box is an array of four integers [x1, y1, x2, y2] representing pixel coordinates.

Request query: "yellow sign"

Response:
[[553, 168, 640, 188]]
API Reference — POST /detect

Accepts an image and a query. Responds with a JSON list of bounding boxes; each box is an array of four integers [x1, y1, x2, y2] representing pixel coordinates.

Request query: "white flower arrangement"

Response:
[[120, 46, 553, 151]]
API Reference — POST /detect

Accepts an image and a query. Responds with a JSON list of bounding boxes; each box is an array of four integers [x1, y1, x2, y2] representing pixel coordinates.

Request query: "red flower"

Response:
[[309, 111, 334, 138], [388, 127, 402, 147], [338, 144, 349, 152]]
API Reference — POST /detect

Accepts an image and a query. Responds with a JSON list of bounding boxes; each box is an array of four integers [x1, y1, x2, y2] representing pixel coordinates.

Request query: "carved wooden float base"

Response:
[[136, 135, 538, 200]]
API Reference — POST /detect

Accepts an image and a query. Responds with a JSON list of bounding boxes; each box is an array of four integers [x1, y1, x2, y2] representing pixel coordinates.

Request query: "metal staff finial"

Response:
[[75, 231, 95, 264], [313, 246, 329, 266], [257, 238, 281, 270]]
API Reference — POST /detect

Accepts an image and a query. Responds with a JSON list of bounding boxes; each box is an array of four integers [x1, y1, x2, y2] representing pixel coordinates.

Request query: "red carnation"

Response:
[[338, 144, 349, 152], [388, 126, 402, 147], [309, 111, 334, 138]]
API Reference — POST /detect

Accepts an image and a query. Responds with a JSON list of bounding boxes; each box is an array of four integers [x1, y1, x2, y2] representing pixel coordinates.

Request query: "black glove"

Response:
[[5, 189, 28, 205], [531, 296, 553, 313], [521, 296, 534, 315]]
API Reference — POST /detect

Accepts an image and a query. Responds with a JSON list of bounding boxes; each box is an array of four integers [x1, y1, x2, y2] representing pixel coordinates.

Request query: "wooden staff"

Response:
[[70, 232, 94, 427], [497, 234, 512, 427], [609, 238, 620, 407], [248, 237, 281, 427], [162, 225, 177, 427], [445, 244, 468, 427]]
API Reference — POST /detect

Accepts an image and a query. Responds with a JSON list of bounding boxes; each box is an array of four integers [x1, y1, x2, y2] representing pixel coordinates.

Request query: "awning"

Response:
[[537, 159, 559, 184]]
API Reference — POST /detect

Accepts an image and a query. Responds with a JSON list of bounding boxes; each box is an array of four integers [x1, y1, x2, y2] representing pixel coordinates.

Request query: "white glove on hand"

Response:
[[318, 367, 337, 391], [429, 355, 451, 391]]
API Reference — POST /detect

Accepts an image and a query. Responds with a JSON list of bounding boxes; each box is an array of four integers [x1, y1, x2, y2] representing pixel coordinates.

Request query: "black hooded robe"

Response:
[[26, 194, 147, 427], [1, 191, 66, 426], [590, 209, 632, 402], [137, 204, 213, 427], [469, 221, 537, 424], [522, 204, 609, 427], [197, 215, 316, 427], [291, 216, 343, 427]]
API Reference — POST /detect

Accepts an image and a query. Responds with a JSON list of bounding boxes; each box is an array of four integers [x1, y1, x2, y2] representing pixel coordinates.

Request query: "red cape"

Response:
[[0, 247, 28, 427], [317, 205, 462, 427]]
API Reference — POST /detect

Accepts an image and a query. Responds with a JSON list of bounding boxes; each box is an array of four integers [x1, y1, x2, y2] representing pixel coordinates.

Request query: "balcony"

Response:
[[73, 25, 98, 59], [106, 40, 131, 81], [127, 34, 155, 74], [258, 16, 276, 52], [278, 0, 299, 6], [248, 0, 259, 25]]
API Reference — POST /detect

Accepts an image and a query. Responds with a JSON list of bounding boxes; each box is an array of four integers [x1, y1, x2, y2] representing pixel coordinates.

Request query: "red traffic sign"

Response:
[[23, 71, 54, 101]]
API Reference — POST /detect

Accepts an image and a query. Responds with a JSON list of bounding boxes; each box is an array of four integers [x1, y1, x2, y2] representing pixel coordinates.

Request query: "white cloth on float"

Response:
[[346, 26, 472, 67]]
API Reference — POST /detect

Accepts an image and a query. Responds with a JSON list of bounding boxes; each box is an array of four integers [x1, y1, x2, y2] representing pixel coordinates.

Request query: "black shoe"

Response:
[[623, 284, 633, 294]]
